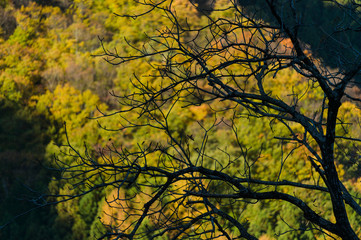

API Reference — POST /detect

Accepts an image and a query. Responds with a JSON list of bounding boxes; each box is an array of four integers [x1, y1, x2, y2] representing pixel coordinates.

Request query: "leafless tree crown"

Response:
[[57, 0, 361, 239]]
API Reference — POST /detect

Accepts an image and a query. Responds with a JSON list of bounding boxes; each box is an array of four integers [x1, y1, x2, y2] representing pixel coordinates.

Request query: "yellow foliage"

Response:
[[354, 178, 361, 193], [338, 101, 361, 123], [189, 104, 210, 121], [34, 83, 105, 129]]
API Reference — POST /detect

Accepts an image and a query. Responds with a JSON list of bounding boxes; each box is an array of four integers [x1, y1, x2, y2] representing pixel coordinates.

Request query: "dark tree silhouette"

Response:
[[56, 0, 361, 239]]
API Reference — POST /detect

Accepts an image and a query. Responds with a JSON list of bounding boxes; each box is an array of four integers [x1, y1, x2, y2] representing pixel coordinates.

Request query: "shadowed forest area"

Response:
[[238, 0, 361, 82], [1, 0, 361, 239]]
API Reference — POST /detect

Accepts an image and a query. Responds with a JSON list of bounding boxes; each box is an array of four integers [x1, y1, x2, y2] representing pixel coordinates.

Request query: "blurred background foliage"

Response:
[[1, 0, 361, 239]]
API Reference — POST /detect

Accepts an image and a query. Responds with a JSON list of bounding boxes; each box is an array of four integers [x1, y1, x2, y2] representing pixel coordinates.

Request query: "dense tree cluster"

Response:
[[1, 0, 361, 239]]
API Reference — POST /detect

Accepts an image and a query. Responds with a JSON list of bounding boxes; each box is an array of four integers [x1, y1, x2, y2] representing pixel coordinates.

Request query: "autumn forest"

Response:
[[2, 0, 361, 239]]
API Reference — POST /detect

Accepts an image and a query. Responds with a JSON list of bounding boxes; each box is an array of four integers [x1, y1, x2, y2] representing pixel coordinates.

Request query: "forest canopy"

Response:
[[1, 0, 361, 239]]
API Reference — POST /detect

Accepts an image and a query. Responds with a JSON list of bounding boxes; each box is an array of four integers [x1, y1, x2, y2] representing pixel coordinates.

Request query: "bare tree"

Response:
[[57, 0, 361, 239]]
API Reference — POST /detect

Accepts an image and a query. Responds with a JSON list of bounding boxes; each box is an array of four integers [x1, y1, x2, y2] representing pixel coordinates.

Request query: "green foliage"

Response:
[[79, 192, 98, 224]]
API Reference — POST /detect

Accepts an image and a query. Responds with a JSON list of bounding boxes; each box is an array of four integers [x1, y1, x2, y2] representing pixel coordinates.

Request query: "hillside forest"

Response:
[[1, 0, 361, 239]]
